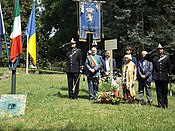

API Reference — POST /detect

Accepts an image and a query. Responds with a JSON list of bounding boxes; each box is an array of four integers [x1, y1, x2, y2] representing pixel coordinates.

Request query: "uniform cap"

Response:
[[92, 41, 98, 46], [157, 43, 164, 49], [70, 38, 76, 44]]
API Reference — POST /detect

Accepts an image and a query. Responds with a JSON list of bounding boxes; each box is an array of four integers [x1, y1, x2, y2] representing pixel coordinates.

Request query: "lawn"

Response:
[[0, 68, 175, 131]]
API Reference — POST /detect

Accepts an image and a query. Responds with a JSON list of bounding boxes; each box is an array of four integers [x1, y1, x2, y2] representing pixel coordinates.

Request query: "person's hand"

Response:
[[141, 75, 145, 79], [105, 72, 110, 76], [80, 66, 84, 73], [90, 68, 95, 73], [132, 80, 136, 86]]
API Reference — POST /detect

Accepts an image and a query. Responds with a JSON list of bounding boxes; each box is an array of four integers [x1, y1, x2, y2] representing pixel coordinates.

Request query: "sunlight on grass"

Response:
[[0, 68, 175, 130]]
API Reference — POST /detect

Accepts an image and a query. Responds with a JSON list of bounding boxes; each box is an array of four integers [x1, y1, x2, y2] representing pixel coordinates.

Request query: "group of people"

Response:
[[65, 38, 171, 109]]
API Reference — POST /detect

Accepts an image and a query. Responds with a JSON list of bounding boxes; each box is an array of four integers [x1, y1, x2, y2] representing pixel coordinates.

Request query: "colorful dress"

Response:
[[122, 61, 137, 101]]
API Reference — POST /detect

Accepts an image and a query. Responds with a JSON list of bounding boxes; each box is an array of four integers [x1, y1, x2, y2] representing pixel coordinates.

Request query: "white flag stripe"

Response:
[[10, 16, 21, 39]]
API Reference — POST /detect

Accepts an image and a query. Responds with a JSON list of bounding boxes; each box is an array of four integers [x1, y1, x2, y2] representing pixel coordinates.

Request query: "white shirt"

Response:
[[105, 58, 110, 72]]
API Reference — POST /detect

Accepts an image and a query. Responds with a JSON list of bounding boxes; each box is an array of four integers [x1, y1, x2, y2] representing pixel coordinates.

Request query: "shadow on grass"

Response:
[[59, 123, 89, 131], [52, 91, 89, 100], [52, 91, 88, 99], [119, 98, 140, 105], [0, 124, 89, 131], [59, 86, 89, 94], [48, 84, 89, 99]]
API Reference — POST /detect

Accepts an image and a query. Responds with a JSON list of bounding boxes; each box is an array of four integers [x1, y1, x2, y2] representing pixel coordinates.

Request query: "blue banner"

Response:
[[79, 1, 101, 41]]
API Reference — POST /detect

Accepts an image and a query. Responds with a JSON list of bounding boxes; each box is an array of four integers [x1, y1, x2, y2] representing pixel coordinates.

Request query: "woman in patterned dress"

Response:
[[122, 54, 137, 102]]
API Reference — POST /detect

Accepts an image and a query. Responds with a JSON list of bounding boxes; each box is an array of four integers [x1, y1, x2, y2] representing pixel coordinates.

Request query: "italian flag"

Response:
[[10, 0, 22, 63]]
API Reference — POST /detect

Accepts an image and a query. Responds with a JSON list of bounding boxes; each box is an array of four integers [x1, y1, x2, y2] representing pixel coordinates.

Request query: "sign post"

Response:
[[105, 39, 117, 79]]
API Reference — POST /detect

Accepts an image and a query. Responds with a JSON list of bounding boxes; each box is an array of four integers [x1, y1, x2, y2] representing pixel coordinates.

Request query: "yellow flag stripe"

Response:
[[28, 33, 36, 65]]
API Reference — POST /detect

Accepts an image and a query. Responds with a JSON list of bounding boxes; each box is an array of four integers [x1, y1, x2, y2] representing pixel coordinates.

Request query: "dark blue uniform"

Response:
[[145, 51, 171, 108], [65, 48, 82, 99]]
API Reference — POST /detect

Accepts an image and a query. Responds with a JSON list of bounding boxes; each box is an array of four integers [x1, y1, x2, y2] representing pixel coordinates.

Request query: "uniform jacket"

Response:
[[65, 48, 82, 73], [138, 59, 153, 82], [145, 53, 171, 81], [85, 54, 103, 78]]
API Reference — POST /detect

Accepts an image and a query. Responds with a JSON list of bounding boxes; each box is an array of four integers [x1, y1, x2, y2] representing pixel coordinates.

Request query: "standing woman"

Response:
[[122, 55, 137, 102]]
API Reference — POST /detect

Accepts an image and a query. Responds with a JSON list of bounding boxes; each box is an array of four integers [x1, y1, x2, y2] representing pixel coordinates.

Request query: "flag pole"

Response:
[[26, 36, 29, 74], [11, 67, 16, 94]]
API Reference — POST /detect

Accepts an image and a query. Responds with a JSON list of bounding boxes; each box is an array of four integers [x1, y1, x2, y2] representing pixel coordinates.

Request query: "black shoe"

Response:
[[89, 97, 95, 100], [148, 100, 153, 106], [140, 100, 146, 105], [74, 97, 79, 100]]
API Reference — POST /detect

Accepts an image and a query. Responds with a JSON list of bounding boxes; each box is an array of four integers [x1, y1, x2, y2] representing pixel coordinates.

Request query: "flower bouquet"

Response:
[[94, 77, 121, 104]]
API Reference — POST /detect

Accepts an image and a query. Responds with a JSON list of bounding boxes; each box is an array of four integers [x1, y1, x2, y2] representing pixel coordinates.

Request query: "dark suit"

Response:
[[145, 52, 171, 108], [85, 54, 103, 99], [138, 59, 153, 103], [65, 48, 82, 99]]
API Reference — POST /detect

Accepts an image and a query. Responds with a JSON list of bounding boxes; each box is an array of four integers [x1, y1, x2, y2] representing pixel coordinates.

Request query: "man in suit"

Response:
[[122, 46, 137, 67], [145, 43, 171, 108], [138, 51, 153, 105], [103, 50, 117, 79], [92, 41, 102, 56], [85, 47, 103, 100], [65, 38, 82, 99]]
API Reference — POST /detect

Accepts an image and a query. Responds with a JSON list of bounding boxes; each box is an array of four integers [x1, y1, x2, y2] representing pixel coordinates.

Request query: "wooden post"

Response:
[[109, 49, 113, 79]]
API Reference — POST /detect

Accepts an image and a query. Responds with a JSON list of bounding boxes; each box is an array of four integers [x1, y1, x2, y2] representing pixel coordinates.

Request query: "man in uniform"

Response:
[[65, 38, 82, 99], [145, 43, 171, 108]]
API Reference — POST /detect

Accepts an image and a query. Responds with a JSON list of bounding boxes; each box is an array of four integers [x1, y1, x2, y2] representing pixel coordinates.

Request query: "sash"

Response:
[[70, 49, 77, 57], [89, 55, 98, 67], [158, 55, 167, 62]]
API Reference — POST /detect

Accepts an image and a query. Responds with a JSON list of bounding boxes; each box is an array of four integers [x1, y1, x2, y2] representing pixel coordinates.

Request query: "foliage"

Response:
[[0, 0, 46, 68], [1, 0, 175, 70], [103, 0, 175, 56]]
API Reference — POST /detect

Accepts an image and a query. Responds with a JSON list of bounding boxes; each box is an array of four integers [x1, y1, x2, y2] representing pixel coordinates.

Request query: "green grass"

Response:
[[0, 68, 175, 131]]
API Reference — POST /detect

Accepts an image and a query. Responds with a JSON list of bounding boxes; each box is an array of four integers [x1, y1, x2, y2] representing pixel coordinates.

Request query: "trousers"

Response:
[[67, 72, 80, 99], [138, 81, 152, 102], [87, 76, 99, 99], [155, 80, 168, 108]]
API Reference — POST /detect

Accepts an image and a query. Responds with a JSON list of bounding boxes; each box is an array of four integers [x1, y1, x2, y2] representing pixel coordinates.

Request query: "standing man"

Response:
[[65, 38, 82, 99], [103, 50, 117, 79], [122, 46, 137, 67], [85, 47, 103, 100], [138, 51, 153, 105], [145, 43, 171, 108], [92, 41, 102, 55]]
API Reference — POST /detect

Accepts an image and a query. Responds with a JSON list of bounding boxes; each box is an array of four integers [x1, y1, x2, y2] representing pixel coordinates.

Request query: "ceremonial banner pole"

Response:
[[88, 33, 92, 49], [26, 36, 29, 74]]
